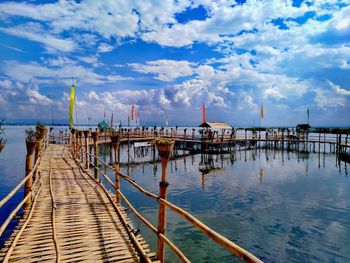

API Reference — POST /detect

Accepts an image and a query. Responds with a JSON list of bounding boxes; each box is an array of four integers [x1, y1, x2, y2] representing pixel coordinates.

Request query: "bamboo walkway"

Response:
[[1, 144, 156, 262]]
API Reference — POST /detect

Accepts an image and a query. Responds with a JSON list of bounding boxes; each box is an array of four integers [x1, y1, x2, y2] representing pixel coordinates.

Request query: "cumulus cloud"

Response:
[[328, 81, 350, 96], [129, 60, 195, 81], [1, 60, 131, 85]]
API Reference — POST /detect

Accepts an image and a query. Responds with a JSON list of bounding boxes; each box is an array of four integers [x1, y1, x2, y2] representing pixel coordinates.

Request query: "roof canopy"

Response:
[[199, 122, 232, 129]]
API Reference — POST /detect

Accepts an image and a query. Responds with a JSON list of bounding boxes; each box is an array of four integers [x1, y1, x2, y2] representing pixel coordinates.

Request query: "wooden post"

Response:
[[25, 140, 38, 210], [77, 131, 83, 161], [156, 140, 174, 262], [71, 129, 76, 156], [91, 131, 99, 180], [111, 133, 121, 203], [83, 130, 90, 169]]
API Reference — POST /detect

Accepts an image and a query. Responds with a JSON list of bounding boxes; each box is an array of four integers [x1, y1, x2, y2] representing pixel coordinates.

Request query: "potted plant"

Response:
[[156, 138, 175, 159], [25, 128, 38, 155]]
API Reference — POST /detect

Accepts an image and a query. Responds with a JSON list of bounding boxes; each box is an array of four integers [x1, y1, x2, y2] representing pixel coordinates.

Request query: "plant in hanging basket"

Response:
[[156, 138, 175, 158]]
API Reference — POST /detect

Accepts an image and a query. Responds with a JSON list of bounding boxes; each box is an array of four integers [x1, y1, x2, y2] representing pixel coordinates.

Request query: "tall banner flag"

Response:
[[131, 103, 135, 121], [110, 112, 114, 128], [307, 108, 310, 124], [104, 111, 106, 119], [69, 84, 75, 127], [261, 104, 264, 120], [202, 103, 206, 123]]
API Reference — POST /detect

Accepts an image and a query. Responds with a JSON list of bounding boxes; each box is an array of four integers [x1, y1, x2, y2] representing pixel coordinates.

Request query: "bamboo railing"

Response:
[[70, 130, 263, 263], [0, 138, 47, 239]]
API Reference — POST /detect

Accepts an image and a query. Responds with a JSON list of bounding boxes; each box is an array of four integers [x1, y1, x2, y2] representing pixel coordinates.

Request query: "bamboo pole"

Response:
[[24, 140, 37, 210], [156, 140, 174, 262], [83, 130, 90, 169], [91, 131, 99, 180], [112, 133, 121, 204], [78, 130, 83, 160]]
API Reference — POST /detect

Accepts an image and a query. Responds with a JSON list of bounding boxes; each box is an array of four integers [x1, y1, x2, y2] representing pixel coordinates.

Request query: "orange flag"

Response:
[[261, 104, 264, 120], [202, 103, 206, 123], [131, 103, 135, 120]]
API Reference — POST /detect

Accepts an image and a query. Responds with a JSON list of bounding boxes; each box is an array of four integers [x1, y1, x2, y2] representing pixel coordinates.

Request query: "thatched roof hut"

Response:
[[199, 122, 232, 129]]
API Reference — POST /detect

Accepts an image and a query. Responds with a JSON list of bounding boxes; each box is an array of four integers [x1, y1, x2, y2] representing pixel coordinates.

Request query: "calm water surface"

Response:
[[1, 126, 350, 263]]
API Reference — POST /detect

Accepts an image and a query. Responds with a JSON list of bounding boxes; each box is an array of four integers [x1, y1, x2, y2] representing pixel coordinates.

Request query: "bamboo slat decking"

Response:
[[1, 144, 156, 262]]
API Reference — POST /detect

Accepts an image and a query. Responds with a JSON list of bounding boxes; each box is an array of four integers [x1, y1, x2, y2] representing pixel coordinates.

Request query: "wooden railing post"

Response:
[[111, 133, 121, 204], [70, 129, 76, 156], [156, 139, 174, 262], [77, 131, 83, 161], [91, 131, 99, 180], [83, 130, 90, 169], [25, 140, 38, 210]]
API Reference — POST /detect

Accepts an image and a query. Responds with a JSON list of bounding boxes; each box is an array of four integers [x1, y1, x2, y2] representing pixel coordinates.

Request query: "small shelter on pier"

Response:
[[98, 120, 110, 131], [199, 122, 232, 129], [198, 122, 233, 141]]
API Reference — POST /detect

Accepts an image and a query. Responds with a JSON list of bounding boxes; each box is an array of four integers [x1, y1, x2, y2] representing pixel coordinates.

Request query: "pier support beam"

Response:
[[156, 140, 174, 263]]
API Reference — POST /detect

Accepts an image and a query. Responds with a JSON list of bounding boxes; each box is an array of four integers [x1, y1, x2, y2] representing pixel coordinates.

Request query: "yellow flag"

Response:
[[69, 84, 75, 127], [261, 104, 264, 120]]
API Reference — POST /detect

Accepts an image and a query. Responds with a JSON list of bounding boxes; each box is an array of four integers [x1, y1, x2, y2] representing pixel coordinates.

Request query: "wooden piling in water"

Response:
[[156, 139, 174, 262]]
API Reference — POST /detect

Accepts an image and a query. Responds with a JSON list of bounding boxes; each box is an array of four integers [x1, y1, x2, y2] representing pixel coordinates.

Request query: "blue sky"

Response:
[[0, 0, 349, 126]]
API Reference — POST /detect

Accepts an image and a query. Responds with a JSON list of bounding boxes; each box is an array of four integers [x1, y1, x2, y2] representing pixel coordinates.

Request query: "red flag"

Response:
[[131, 103, 135, 121], [202, 103, 206, 123], [110, 112, 114, 128]]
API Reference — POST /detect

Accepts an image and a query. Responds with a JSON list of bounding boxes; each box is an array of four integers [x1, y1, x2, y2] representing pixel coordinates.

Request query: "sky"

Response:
[[0, 0, 349, 127]]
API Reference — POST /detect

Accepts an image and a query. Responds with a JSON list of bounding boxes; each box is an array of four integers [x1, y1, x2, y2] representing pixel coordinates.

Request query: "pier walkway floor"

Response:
[[1, 144, 155, 262]]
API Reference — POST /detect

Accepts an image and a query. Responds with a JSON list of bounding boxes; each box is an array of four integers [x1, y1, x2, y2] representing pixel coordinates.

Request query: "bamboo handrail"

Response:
[[158, 233, 190, 263], [0, 156, 43, 237], [118, 190, 158, 233], [0, 155, 42, 208], [72, 139, 263, 263], [2, 177, 43, 263], [158, 198, 263, 263]]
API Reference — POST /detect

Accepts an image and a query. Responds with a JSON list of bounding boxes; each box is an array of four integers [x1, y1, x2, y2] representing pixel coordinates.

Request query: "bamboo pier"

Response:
[[0, 143, 157, 262], [1, 126, 349, 262]]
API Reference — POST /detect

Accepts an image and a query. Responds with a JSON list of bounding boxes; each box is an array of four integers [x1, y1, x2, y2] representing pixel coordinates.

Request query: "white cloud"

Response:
[[1, 60, 131, 85], [328, 81, 350, 96], [0, 23, 76, 52], [97, 43, 114, 53], [264, 88, 285, 100], [129, 59, 195, 81]]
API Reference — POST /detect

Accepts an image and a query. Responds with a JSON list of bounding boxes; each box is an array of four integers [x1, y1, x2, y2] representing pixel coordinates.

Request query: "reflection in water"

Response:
[[114, 147, 350, 263], [259, 168, 264, 183]]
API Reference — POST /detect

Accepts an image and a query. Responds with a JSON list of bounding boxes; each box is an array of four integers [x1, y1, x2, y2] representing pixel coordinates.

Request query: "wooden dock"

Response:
[[0, 144, 156, 262]]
